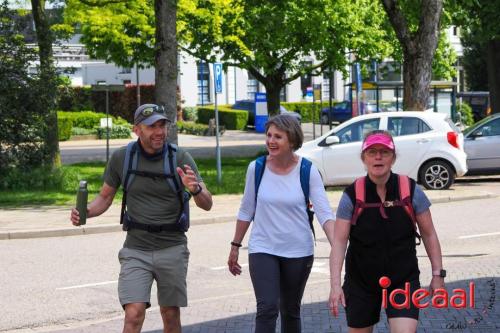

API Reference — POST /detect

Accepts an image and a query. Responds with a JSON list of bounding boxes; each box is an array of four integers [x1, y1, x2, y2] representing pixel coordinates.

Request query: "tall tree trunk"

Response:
[[487, 39, 500, 114], [402, 47, 434, 110], [381, 0, 443, 111], [31, 0, 60, 166], [265, 83, 282, 116], [155, 0, 178, 143]]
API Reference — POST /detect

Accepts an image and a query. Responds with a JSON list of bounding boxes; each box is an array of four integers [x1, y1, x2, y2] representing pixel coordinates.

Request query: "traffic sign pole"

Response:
[[214, 63, 223, 184]]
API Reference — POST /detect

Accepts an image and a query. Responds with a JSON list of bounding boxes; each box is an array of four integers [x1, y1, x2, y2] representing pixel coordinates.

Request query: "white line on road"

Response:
[[56, 280, 118, 290], [458, 231, 500, 239], [211, 263, 249, 270]]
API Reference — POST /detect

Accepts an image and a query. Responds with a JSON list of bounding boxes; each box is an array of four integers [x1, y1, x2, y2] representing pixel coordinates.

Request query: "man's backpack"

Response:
[[254, 155, 315, 238], [120, 141, 190, 232], [350, 175, 421, 244]]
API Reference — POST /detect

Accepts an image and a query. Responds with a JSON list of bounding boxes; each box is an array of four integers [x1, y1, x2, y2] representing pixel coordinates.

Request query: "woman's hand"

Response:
[[430, 276, 445, 295], [329, 284, 345, 317], [227, 246, 242, 276]]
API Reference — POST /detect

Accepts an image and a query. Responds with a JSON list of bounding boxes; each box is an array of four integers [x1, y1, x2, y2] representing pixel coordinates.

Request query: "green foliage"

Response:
[[58, 117, 73, 141], [96, 125, 132, 139], [0, 2, 54, 177], [71, 127, 96, 136], [282, 102, 335, 123], [457, 102, 474, 127], [57, 85, 94, 111], [58, 0, 156, 68], [57, 111, 130, 130], [177, 121, 209, 136], [197, 106, 248, 130], [182, 107, 198, 122], [179, 0, 391, 111]]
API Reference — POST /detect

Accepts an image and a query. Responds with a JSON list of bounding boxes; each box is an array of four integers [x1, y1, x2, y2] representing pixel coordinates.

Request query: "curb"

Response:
[[0, 215, 235, 241], [0, 194, 496, 241]]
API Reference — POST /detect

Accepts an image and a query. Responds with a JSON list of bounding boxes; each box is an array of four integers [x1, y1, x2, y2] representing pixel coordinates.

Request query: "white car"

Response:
[[297, 111, 468, 190]]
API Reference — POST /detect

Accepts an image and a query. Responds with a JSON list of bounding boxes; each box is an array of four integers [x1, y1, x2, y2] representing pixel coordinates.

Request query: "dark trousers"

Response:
[[249, 253, 314, 333]]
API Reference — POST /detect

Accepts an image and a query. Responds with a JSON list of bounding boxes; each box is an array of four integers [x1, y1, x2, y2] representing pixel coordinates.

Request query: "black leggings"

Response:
[[249, 253, 314, 333]]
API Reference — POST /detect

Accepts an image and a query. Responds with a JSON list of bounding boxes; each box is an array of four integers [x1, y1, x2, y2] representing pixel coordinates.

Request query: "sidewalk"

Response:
[[0, 187, 496, 240]]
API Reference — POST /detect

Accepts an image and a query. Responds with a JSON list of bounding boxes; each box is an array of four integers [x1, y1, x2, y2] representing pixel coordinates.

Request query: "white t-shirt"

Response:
[[237, 158, 335, 258]]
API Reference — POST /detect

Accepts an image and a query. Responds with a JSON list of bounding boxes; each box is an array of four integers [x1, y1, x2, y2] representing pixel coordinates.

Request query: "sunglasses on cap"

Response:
[[141, 105, 166, 117]]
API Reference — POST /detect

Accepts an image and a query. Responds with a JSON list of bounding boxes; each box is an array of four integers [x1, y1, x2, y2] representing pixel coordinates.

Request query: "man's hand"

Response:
[[70, 208, 82, 226], [177, 165, 199, 193]]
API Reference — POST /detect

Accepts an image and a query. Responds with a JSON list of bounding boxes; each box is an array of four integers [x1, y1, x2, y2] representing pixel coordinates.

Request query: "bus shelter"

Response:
[[347, 81, 458, 122]]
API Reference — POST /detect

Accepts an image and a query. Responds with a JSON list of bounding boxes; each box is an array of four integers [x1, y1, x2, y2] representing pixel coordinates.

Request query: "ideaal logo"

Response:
[[378, 276, 475, 309]]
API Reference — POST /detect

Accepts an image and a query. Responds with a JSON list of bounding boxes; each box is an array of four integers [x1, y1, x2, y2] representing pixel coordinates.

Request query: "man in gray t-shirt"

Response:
[[70, 104, 213, 332]]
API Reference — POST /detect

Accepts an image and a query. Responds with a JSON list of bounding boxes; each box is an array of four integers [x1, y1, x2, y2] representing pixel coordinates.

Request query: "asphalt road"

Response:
[[1, 195, 500, 332]]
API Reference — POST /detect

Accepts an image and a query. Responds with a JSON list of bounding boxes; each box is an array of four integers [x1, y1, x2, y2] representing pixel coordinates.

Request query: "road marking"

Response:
[[211, 263, 248, 270], [458, 231, 500, 239], [56, 280, 118, 290]]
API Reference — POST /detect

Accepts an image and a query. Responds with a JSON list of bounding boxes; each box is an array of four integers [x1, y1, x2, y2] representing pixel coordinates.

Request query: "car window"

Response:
[[475, 118, 500, 136], [335, 118, 380, 143], [388, 117, 431, 136]]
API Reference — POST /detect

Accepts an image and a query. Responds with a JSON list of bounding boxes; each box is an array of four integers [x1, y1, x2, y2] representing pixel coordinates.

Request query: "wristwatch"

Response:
[[432, 269, 446, 278]]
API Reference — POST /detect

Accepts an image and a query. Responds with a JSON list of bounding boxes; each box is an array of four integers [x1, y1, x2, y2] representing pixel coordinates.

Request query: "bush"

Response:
[[58, 117, 73, 141], [282, 102, 334, 123], [0, 166, 65, 191], [96, 125, 132, 139], [183, 107, 198, 122], [57, 111, 130, 129], [197, 106, 248, 130], [457, 102, 474, 127], [71, 127, 96, 136], [178, 121, 208, 135]]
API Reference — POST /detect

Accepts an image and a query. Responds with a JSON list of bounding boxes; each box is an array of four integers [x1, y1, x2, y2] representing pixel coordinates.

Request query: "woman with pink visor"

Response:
[[329, 130, 445, 333]]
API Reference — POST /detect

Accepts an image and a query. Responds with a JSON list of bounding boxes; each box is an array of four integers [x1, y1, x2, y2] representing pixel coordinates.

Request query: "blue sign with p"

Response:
[[214, 63, 223, 94]]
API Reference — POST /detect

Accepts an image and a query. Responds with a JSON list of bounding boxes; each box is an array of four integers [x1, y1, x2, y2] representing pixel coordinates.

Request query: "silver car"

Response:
[[464, 113, 500, 175]]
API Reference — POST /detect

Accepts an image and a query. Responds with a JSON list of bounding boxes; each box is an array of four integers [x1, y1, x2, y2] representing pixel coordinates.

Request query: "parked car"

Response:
[[231, 100, 301, 126], [297, 111, 468, 190], [320, 101, 377, 124], [463, 113, 500, 175]]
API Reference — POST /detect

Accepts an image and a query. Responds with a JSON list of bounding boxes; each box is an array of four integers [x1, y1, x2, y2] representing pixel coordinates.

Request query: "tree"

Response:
[[31, 0, 60, 166], [461, 26, 489, 91], [451, 0, 500, 114], [381, 0, 444, 111], [179, 0, 391, 114], [61, 0, 178, 142], [0, 1, 55, 176]]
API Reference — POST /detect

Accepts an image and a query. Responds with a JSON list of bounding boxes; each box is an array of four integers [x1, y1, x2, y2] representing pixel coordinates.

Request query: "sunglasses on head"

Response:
[[141, 105, 166, 117]]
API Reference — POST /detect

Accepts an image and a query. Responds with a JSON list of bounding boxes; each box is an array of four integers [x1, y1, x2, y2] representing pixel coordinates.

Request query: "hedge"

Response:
[[197, 105, 248, 130], [58, 117, 73, 141], [282, 101, 337, 123], [57, 111, 130, 129], [96, 125, 132, 139]]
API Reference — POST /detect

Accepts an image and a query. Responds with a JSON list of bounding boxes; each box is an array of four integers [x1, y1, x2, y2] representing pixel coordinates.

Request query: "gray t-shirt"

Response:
[[336, 184, 431, 221], [104, 143, 202, 250]]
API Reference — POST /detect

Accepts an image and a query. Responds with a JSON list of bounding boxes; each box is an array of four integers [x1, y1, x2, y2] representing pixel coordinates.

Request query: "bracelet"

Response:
[[190, 183, 202, 196], [231, 241, 242, 248]]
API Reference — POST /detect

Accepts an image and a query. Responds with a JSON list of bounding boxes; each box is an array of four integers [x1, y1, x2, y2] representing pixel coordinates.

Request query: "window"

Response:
[[280, 86, 287, 102], [247, 72, 259, 100], [322, 71, 333, 100], [476, 118, 500, 137], [300, 61, 313, 97], [335, 118, 380, 144], [197, 61, 210, 105], [388, 117, 431, 136], [119, 67, 132, 74]]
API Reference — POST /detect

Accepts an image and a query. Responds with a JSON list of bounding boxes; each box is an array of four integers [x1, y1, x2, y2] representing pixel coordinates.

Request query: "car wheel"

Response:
[[418, 160, 455, 190], [321, 114, 329, 124]]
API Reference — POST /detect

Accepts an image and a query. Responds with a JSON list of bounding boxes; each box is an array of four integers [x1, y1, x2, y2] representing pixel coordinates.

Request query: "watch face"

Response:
[[440, 269, 447, 278]]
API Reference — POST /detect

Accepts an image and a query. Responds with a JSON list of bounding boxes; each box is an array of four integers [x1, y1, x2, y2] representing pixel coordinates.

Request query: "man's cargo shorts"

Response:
[[118, 244, 190, 308]]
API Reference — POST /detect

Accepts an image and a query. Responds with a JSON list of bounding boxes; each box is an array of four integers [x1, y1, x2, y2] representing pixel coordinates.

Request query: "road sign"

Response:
[[91, 84, 125, 92], [214, 63, 223, 94]]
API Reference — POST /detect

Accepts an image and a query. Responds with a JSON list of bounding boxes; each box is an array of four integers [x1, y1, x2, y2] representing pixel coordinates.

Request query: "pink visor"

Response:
[[362, 133, 395, 151]]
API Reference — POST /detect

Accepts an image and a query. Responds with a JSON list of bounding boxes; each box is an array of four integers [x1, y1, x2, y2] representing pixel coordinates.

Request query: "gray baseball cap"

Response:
[[134, 104, 170, 125]]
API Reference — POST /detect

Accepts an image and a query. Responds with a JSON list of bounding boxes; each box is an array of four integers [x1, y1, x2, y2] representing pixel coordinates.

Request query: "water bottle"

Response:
[[76, 180, 88, 225]]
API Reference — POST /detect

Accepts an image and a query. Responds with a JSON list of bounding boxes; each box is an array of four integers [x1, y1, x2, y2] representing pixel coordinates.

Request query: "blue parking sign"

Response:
[[214, 63, 223, 94]]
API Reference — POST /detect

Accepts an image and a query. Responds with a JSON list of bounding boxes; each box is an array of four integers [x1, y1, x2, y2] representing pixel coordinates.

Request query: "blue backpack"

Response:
[[119, 141, 190, 232], [254, 155, 315, 238]]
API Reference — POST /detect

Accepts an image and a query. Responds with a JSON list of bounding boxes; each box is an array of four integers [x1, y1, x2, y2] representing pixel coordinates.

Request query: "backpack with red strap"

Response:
[[350, 175, 421, 245]]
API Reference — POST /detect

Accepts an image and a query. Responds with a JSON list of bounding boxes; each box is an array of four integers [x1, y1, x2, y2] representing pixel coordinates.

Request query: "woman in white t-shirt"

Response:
[[227, 114, 335, 333]]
